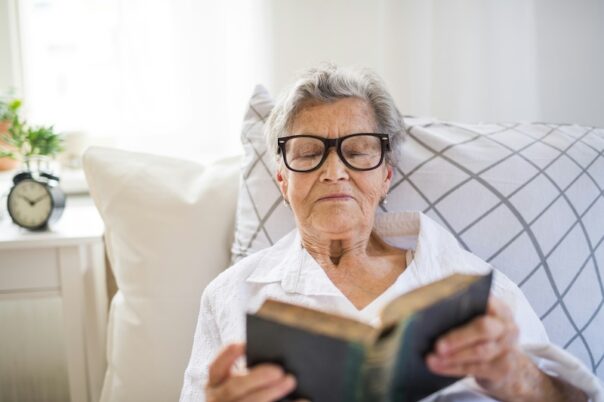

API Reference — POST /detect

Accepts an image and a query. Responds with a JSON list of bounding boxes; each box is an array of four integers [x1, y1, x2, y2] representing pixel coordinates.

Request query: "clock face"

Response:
[[8, 179, 53, 228]]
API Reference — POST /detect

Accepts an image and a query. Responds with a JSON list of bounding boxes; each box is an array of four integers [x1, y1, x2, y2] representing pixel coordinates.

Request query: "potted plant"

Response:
[[0, 98, 21, 171], [0, 97, 63, 172]]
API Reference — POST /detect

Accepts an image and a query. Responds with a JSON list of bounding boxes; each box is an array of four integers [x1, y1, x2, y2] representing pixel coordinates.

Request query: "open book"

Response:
[[246, 271, 493, 402]]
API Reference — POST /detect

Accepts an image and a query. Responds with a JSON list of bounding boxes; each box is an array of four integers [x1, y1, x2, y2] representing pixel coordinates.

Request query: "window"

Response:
[[15, 0, 271, 162]]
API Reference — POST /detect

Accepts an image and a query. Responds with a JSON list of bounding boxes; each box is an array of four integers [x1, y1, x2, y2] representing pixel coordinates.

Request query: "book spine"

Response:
[[360, 322, 410, 402], [343, 343, 367, 402], [388, 316, 422, 402]]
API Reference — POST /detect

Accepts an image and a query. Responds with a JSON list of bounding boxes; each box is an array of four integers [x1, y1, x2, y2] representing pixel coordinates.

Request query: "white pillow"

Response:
[[231, 87, 604, 381], [83, 147, 241, 402]]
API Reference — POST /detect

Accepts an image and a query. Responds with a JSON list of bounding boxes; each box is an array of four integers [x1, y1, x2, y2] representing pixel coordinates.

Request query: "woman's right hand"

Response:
[[205, 343, 304, 402]]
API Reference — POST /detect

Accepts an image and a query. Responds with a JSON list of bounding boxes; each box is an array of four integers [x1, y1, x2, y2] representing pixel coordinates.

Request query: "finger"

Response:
[[428, 340, 504, 367], [430, 350, 523, 383], [427, 349, 512, 379], [236, 374, 296, 402], [435, 316, 506, 356], [488, 298, 521, 346], [218, 364, 286, 401], [428, 324, 519, 371], [427, 358, 495, 378], [488, 297, 514, 322], [208, 343, 245, 387], [428, 344, 529, 385]]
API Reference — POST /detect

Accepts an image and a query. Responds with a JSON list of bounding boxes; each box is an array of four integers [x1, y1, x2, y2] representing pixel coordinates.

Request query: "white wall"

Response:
[[534, 0, 604, 126], [265, 0, 386, 93], [0, 0, 13, 92], [266, 0, 604, 127], [0, 0, 20, 95]]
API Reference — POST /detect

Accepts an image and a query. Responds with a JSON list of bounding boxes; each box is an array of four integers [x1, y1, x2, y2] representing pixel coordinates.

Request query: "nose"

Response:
[[319, 148, 349, 182]]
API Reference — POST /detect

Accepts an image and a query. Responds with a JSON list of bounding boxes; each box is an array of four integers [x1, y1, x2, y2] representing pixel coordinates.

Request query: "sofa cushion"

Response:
[[83, 147, 241, 402], [231, 87, 604, 380]]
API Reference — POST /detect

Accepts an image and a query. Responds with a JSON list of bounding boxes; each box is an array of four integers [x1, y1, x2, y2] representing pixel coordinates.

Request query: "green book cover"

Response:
[[246, 271, 493, 402]]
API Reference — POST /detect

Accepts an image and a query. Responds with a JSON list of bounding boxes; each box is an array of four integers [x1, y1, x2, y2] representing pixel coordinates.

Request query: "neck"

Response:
[[300, 228, 387, 268]]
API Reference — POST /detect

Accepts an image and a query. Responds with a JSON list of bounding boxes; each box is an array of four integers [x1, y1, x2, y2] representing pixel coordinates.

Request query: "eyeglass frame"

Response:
[[277, 133, 391, 173]]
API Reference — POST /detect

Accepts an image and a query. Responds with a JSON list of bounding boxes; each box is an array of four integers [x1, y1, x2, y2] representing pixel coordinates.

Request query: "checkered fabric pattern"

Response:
[[230, 86, 604, 380], [231, 85, 292, 262], [389, 120, 604, 381]]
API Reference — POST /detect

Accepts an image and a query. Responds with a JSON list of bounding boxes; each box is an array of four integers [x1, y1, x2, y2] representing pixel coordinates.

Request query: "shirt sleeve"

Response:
[[179, 285, 222, 402], [493, 272, 604, 402]]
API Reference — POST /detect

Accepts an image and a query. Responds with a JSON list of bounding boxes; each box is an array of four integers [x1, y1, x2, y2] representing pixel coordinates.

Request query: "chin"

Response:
[[315, 227, 358, 239], [300, 204, 370, 235], [310, 215, 360, 237]]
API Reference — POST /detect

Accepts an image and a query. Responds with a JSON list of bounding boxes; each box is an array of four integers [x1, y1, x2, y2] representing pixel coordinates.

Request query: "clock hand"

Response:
[[18, 195, 35, 205], [32, 194, 49, 205]]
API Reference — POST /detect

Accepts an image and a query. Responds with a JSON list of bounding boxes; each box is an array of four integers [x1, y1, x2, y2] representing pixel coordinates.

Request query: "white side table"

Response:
[[0, 199, 107, 402]]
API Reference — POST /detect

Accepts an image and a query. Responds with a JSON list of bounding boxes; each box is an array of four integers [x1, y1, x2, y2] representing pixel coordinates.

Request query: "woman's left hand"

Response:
[[426, 296, 540, 399]]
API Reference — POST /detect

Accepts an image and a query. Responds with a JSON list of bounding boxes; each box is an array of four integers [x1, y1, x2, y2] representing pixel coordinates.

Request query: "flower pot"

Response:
[[0, 120, 18, 171]]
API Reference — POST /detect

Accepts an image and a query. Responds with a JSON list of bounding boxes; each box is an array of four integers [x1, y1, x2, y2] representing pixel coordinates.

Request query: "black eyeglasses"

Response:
[[277, 133, 390, 173]]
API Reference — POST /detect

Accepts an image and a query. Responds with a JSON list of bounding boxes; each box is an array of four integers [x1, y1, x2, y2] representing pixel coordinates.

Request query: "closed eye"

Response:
[[297, 152, 322, 159]]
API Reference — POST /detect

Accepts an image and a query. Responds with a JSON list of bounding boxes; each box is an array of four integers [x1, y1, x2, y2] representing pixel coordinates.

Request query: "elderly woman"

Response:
[[180, 65, 601, 402]]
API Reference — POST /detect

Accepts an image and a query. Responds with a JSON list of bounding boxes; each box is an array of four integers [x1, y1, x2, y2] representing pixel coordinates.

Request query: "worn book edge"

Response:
[[255, 272, 486, 347], [256, 300, 378, 345], [380, 273, 482, 326]]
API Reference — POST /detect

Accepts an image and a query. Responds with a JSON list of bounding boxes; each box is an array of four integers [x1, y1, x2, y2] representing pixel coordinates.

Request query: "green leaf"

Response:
[[24, 125, 64, 157], [0, 97, 22, 121], [9, 99, 22, 112], [0, 149, 16, 159], [0, 97, 63, 161]]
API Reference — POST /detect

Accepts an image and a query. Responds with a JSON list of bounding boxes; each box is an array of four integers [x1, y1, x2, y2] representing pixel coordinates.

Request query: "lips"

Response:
[[317, 193, 353, 201]]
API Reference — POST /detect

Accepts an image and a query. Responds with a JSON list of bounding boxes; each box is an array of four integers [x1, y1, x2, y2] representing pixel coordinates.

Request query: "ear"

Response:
[[276, 169, 288, 201], [386, 166, 393, 181], [385, 164, 393, 182], [382, 164, 393, 193]]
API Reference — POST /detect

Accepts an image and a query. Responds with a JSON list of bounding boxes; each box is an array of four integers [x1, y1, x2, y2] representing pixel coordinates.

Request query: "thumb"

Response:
[[207, 343, 245, 387]]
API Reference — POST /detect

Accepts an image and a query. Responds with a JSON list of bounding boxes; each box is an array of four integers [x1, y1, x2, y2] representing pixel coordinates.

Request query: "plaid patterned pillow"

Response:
[[230, 85, 294, 262], [389, 121, 604, 379], [231, 86, 604, 380]]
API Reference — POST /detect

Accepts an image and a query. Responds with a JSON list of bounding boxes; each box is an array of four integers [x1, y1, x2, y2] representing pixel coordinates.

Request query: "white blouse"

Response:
[[180, 211, 603, 402]]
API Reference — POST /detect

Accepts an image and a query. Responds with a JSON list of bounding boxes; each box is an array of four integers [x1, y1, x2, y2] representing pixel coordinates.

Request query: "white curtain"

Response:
[[14, 0, 604, 161], [110, 0, 272, 160], [17, 0, 272, 161]]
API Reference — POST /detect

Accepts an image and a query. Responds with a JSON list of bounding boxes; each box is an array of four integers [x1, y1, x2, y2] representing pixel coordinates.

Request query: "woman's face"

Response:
[[276, 97, 393, 239]]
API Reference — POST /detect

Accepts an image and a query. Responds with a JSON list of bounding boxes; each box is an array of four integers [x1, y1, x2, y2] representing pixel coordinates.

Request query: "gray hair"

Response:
[[266, 63, 406, 169]]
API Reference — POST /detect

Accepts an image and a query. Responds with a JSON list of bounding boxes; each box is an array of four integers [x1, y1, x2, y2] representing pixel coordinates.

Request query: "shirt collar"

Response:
[[244, 229, 300, 284], [375, 210, 486, 285], [245, 229, 341, 296], [244, 211, 472, 295]]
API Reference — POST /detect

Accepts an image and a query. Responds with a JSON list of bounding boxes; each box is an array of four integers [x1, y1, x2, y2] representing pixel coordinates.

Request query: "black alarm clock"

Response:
[[7, 171, 66, 230]]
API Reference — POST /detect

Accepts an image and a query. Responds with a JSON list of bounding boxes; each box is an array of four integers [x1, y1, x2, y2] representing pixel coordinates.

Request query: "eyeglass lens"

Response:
[[284, 135, 383, 171]]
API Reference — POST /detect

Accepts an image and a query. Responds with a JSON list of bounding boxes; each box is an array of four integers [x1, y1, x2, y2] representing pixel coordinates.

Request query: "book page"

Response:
[[380, 274, 481, 326], [256, 299, 379, 344]]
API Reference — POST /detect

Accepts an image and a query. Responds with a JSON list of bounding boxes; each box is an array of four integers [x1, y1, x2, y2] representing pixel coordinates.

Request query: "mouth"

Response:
[[317, 193, 353, 202]]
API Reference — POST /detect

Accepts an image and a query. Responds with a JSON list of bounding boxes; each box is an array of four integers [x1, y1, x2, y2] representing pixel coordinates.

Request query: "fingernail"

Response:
[[427, 354, 443, 367], [267, 367, 284, 380], [284, 374, 296, 388], [437, 340, 448, 353]]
